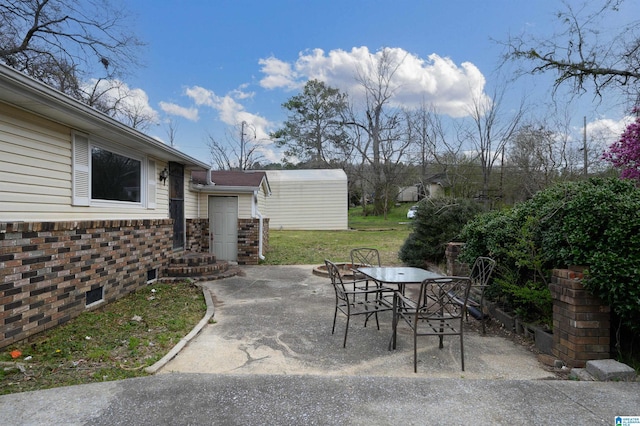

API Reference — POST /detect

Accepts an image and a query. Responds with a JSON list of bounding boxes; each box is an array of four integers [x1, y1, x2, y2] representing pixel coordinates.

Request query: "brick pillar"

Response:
[[549, 267, 610, 368], [445, 242, 469, 276]]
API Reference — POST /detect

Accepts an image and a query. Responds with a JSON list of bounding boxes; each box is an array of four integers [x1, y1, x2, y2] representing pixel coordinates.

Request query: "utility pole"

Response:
[[583, 116, 588, 177], [240, 121, 246, 170]]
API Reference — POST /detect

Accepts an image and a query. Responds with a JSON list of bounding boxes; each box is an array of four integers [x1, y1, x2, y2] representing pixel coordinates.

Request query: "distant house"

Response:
[[0, 64, 265, 349], [397, 185, 420, 202], [398, 173, 449, 203], [264, 169, 348, 230]]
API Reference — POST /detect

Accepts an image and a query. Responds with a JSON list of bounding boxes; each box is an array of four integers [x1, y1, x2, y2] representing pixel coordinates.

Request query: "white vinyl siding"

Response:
[[147, 159, 157, 209], [265, 169, 348, 230], [0, 102, 168, 221], [184, 168, 202, 219], [237, 194, 252, 218]]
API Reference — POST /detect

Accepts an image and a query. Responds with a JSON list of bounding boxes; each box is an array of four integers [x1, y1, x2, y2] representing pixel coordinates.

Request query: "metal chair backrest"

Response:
[[350, 248, 381, 267], [324, 259, 348, 301], [469, 256, 496, 289], [415, 276, 472, 320]]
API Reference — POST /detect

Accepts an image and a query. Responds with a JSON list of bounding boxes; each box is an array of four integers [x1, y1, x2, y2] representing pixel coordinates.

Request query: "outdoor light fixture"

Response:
[[159, 167, 169, 185]]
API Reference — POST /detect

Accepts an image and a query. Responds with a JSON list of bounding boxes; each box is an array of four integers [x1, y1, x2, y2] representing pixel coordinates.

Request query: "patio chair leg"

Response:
[[480, 300, 487, 335], [332, 307, 338, 335], [413, 331, 418, 373], [460, 333, 465, 371], [343, 315, 350, 348]]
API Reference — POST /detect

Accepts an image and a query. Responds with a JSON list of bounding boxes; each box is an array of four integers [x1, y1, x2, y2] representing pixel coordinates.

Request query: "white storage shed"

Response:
[[264, 169, 348, 230]]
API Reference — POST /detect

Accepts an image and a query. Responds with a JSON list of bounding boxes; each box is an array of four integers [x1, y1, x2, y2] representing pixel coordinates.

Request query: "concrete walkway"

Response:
[[1, 265, 639, 425]]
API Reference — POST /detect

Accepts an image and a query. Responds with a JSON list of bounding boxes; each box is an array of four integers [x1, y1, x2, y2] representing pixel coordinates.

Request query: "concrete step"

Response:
[[586, 359, 637, 381]]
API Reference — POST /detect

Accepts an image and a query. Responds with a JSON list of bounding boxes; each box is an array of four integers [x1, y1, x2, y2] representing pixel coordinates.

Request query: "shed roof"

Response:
[[264, 169, 347, 182]]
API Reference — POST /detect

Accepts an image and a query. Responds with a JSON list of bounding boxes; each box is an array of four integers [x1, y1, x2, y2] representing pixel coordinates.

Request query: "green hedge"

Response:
[[459, 178, 640, 332]]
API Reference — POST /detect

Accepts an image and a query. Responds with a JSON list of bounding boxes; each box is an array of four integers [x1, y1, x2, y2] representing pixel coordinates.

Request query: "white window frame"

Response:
[[72, 132, 156, 209]]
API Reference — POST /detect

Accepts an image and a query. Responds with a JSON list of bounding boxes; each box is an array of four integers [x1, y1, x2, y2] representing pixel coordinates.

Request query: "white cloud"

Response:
[[84, 79, 159, 126], [258, 57, 299, 90], [259, 46, 488, 117], [185, 86, 218, 107], [183, 85, 273, 143], [587, 116, 632, 145], [159, 101, 199, 121]]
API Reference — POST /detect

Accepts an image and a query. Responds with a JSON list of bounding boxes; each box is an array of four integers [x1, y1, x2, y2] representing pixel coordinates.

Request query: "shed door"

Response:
[[209, 196, 238, 261]]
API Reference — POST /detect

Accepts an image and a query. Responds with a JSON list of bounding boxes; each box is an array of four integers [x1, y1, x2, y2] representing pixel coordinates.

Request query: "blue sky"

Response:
[[117, 0, 639, 166]]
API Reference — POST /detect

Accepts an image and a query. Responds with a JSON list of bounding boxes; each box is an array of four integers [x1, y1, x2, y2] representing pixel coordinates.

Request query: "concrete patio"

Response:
[[158, 265, 556, 379], [2, 265, 639, 425]]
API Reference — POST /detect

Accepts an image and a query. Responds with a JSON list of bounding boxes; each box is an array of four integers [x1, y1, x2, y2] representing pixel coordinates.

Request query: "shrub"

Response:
[[399, 198, 482, 266], [459, 177, 640, 334]]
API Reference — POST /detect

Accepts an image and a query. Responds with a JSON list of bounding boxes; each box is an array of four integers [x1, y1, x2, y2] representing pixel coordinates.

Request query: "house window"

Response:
[[72, 133, 156, 208], [91, 147, 141, 202]]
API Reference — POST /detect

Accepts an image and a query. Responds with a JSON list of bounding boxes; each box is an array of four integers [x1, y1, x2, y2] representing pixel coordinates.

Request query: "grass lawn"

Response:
[[0, 204, 415, 395], [0, 282, 205, 395], [263, 205, 413, 266]]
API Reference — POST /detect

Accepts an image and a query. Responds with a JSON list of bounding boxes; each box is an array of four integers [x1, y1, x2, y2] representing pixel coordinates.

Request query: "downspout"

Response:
[[253, 190, 265, 260]]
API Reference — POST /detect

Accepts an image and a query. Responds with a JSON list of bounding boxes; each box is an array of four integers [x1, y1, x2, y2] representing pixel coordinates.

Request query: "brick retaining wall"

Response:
[[0, 220, 173, 349], [549, 267, 610, 368], [445, 242, 469, 276]]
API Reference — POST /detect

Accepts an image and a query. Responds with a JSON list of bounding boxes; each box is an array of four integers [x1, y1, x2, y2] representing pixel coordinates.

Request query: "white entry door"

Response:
[[209, 196, 238, 261]]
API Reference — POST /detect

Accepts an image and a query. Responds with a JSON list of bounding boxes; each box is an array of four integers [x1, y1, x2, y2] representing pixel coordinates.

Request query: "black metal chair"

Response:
[[392, 276, 472, 372], [466, 256, 496, 334], [349, 247, 382, 297], [324, 259, 395, 348]]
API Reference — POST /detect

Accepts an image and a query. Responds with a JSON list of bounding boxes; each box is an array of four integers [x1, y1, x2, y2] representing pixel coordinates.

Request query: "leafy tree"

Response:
[[271, 79, 349, 168], [602, 109, 640, 180], [399, 197, 482, 266]]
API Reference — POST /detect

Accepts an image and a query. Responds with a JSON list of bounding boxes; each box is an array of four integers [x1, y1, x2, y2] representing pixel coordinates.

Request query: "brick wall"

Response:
[[186, 218, 209, 252], [445, 242, 469, 276], [237, 218, 269, 265], [0, 219, 173, 349], [549, 267, 610, 368]]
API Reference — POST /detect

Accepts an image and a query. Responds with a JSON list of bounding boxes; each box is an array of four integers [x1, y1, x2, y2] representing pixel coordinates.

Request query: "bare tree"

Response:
[[504, 0, 640, 100], [344, 48, 411, 217], [0, 0, 144, 78], [81, 78, 157, 130], [208, 122, 265, 170], [461, 84, 526, 206], [164, 119, 179, 147], [508, 124, 562, 198], [408, 103, 468, 195], [0, 0, 145, 108]]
